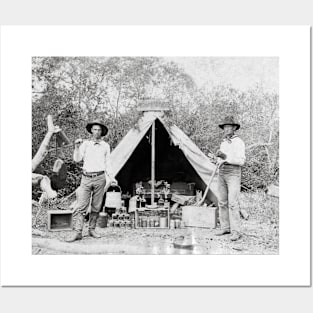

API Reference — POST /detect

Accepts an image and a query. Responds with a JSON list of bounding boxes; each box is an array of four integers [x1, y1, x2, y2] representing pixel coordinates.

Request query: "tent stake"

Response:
[[151, 120, 155, 205]]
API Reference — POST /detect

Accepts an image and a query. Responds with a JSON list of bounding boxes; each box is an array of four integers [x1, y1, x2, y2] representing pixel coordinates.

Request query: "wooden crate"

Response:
[[47, 210, 73, 231], [135, 208, 169, 229], [182, 206, 217, 228]]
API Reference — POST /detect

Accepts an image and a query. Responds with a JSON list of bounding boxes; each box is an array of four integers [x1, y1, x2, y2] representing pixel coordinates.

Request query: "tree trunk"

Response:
[[32, 115, 59, 199], [32, 115, 56, 172]]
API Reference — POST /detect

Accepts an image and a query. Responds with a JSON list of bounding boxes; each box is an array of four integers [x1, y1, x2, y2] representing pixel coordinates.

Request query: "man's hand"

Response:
[[217, 159, 227, 166], [110, 179, 118, 185], [216, 150, 227, 160], [74, 138, 83, 149], [47, 115, 61, 134]]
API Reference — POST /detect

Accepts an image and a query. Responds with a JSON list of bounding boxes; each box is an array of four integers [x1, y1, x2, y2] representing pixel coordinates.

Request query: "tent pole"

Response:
[[151, 120, 155, 205]]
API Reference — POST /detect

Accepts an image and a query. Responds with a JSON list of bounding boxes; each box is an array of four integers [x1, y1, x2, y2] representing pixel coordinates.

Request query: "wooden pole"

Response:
[[151, 121, 155, 205]]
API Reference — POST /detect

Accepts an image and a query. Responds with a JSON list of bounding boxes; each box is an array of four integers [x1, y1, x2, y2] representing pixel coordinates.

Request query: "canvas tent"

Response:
[[109, 111, 218, 204]]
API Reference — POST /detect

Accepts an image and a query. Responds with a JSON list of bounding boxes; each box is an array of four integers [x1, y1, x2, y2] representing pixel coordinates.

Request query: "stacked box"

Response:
[[182, 206, 217, 228]]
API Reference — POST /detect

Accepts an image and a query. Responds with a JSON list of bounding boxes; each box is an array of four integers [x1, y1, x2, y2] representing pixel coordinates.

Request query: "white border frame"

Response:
[[0, 26, 311, 286]]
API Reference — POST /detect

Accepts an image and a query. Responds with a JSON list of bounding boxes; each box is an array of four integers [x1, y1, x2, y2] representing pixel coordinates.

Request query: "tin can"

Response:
[[154, 218, 160, 227], [142, 219, 147, 228], [131, 219, 135, 229], [175, 219, 181, 229], [170, 220, 175, 229], [108, 219, 114, 227], [125, 220, 131, 229], [98, 212, 108, 228], [160, 217, 167, 228]]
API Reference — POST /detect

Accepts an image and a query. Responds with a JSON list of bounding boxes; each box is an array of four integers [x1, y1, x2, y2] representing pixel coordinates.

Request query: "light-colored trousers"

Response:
[[76, 173, 107, 214], [73, 173, 106, 231], [217, 164, 241, 232]]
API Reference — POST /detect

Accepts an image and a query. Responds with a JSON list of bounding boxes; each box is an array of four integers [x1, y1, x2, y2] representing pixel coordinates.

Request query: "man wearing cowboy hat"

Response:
[[66, 120, 117, 242], [215, 116, 246, 241]]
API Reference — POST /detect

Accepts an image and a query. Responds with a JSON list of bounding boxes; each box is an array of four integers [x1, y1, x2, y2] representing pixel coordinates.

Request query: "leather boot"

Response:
[[215, 228, 231, 236], [66, 212, 84, 242], [230, 231, 242, 241], [65, 231, 82, 242], [88, 212, 101, 238]]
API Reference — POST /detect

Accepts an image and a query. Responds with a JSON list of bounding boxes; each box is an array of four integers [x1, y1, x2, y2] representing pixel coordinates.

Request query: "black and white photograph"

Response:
[[31, 56, 279, 255], [0, 1, 312, 310], [0, 24, 310, 287]]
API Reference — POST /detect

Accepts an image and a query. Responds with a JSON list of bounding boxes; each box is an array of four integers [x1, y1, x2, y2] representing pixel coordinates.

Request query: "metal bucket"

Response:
[[105, 184, 122, 208]]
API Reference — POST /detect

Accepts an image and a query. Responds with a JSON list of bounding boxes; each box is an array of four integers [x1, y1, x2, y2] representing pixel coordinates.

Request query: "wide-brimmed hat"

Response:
[[86, 120, 108, 136], [218, 116, 240, 130]]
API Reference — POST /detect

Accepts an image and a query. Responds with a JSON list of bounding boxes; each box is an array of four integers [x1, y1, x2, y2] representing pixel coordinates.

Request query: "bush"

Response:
[[32, 57, 279, 199]]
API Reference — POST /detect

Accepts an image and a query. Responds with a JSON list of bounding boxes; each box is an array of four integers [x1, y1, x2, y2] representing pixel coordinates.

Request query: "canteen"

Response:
[[98, 212, 108, 228]]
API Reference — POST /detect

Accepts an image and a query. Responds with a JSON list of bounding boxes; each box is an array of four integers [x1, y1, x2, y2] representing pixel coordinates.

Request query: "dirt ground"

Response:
[[32, 191, 279, 255]]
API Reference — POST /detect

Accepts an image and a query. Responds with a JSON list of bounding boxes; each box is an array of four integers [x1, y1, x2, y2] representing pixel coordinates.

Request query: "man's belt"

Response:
[[221, 163, 240, 167], [83, 171, 105, 178]]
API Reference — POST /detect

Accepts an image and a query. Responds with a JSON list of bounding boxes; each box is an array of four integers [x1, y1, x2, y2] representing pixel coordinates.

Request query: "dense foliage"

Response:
[[32, 57, 279, 199]]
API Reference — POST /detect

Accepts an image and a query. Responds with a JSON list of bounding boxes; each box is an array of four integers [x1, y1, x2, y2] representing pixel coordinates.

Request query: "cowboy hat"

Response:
[[218, 116, 240, 130], [86, 120, 108, 136]]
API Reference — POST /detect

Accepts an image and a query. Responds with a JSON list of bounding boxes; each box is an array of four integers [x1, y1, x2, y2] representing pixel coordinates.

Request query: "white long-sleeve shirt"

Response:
[[219, 135, 246, 166], [73, 140, 114, 179]]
